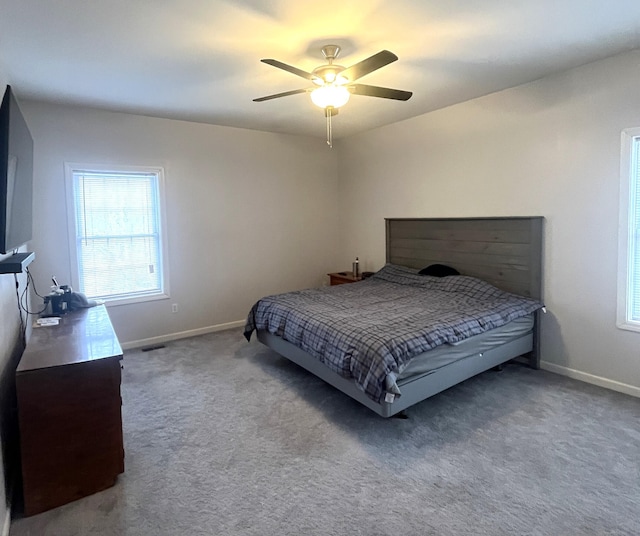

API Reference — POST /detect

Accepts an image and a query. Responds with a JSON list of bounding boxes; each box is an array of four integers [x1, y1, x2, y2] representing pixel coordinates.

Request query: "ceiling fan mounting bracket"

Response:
[[321, 45, 341, 62]]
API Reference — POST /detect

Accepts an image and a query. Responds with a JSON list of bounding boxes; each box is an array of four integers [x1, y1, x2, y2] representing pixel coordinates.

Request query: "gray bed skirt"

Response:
[[257, 329, 533, 418]]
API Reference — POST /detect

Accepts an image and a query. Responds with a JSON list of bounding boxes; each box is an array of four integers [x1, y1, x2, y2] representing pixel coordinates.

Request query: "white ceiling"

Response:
[[2, 0, 640, 140]]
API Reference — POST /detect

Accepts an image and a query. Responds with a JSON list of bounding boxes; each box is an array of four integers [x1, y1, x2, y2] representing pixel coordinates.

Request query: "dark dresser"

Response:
[[16, 305, 124, 516]]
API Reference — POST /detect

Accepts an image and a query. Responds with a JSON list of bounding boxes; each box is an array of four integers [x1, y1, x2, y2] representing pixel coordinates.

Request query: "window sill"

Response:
[[616, 319, 640, 334], [102, 292, 169, 308]]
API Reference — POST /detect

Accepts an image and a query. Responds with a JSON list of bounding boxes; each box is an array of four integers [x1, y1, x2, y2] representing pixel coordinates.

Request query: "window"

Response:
[[66, 164, 169, 305], [618, 129, 640, 332]]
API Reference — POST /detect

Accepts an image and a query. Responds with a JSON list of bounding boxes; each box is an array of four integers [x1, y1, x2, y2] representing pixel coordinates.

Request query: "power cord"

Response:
[[27, 267, 47, 299], [18, 268, 48, 317]]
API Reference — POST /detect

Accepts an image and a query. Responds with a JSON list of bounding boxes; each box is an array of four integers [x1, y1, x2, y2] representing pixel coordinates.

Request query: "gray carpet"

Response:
[[10, 328, 640, 535]]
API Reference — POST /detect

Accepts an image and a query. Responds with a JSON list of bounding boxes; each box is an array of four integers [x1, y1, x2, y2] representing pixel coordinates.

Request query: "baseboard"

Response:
[[121, 320, 245, 350], [540, 360, 640, 398]]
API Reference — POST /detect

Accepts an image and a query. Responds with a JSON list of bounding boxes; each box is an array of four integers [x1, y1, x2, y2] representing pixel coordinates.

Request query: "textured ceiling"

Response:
[[1, 0, 640, 139]]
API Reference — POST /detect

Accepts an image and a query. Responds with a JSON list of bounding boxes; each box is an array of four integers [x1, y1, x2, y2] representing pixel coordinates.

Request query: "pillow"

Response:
[[418, 264, 460, 277]]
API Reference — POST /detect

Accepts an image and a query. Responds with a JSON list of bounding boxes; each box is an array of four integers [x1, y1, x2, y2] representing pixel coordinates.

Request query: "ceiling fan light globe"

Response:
[[310, 85, 350, 109]]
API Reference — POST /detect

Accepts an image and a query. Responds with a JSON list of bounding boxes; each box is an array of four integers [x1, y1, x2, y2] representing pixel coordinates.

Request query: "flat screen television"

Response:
[[0, 85, 34, 255]]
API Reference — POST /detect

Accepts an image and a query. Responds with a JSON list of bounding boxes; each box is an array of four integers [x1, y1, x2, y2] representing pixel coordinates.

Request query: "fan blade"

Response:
[[340, 50, 398, 82], [261, 59, 317, 81], [253, 88, 309, 102], [350, 84, 412, 101]]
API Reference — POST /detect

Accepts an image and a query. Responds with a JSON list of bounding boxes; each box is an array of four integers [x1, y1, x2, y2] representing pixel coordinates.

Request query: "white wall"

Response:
[[23, 102, 340, 345], [337, 49, 640, 394]]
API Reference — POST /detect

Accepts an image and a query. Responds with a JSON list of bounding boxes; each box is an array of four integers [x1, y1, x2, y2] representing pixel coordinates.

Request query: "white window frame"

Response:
[[617, 129, 640, 332], [65, 162, 170, 307]]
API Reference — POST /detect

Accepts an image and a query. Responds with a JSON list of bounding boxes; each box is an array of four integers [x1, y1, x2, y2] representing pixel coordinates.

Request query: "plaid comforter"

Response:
[[244, 264, 543, 403]]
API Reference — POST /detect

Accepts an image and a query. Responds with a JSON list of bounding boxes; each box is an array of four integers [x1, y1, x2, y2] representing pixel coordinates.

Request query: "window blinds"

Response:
[[73, 170, 163, 300]]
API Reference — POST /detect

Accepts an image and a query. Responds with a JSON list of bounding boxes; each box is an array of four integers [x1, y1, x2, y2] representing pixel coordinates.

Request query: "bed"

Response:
[[245, 217, 544, 417]]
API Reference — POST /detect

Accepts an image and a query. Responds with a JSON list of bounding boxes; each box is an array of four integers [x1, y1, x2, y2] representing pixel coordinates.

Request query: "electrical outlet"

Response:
[[171, 303, 178, 313]]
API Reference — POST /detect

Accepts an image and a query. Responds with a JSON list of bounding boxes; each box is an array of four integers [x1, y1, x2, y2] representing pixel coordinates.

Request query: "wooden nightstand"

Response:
[[328, 272, 363, 286]]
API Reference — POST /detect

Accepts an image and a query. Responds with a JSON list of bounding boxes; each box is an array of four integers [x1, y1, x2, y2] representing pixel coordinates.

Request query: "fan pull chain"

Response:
[[325, 107, 333, 148]]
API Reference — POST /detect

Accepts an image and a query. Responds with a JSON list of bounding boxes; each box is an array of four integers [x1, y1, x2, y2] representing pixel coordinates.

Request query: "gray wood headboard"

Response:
[[386, 217, 543, 300]]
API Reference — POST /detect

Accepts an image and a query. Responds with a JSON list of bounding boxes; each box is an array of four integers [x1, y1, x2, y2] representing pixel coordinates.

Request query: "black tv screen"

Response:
[[0, 85, 34, 255]]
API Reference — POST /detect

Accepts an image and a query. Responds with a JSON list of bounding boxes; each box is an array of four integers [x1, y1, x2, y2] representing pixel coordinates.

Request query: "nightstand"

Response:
[[328, 272, 362, 286]]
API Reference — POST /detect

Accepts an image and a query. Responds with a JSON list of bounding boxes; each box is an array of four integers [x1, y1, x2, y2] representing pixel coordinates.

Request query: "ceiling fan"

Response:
[[254, 45, 412, 147]]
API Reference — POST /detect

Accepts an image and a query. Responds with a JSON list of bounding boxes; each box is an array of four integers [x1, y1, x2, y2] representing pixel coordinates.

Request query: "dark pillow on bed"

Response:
[[418, 264, 460, 277]]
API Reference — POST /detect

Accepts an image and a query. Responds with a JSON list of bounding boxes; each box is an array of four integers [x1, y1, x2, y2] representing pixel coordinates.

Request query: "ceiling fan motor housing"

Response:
[[312, 64, 347, 85]]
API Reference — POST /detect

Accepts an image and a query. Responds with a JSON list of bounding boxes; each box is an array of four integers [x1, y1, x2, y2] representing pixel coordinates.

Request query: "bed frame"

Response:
[[257, 217, 544, 417]]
